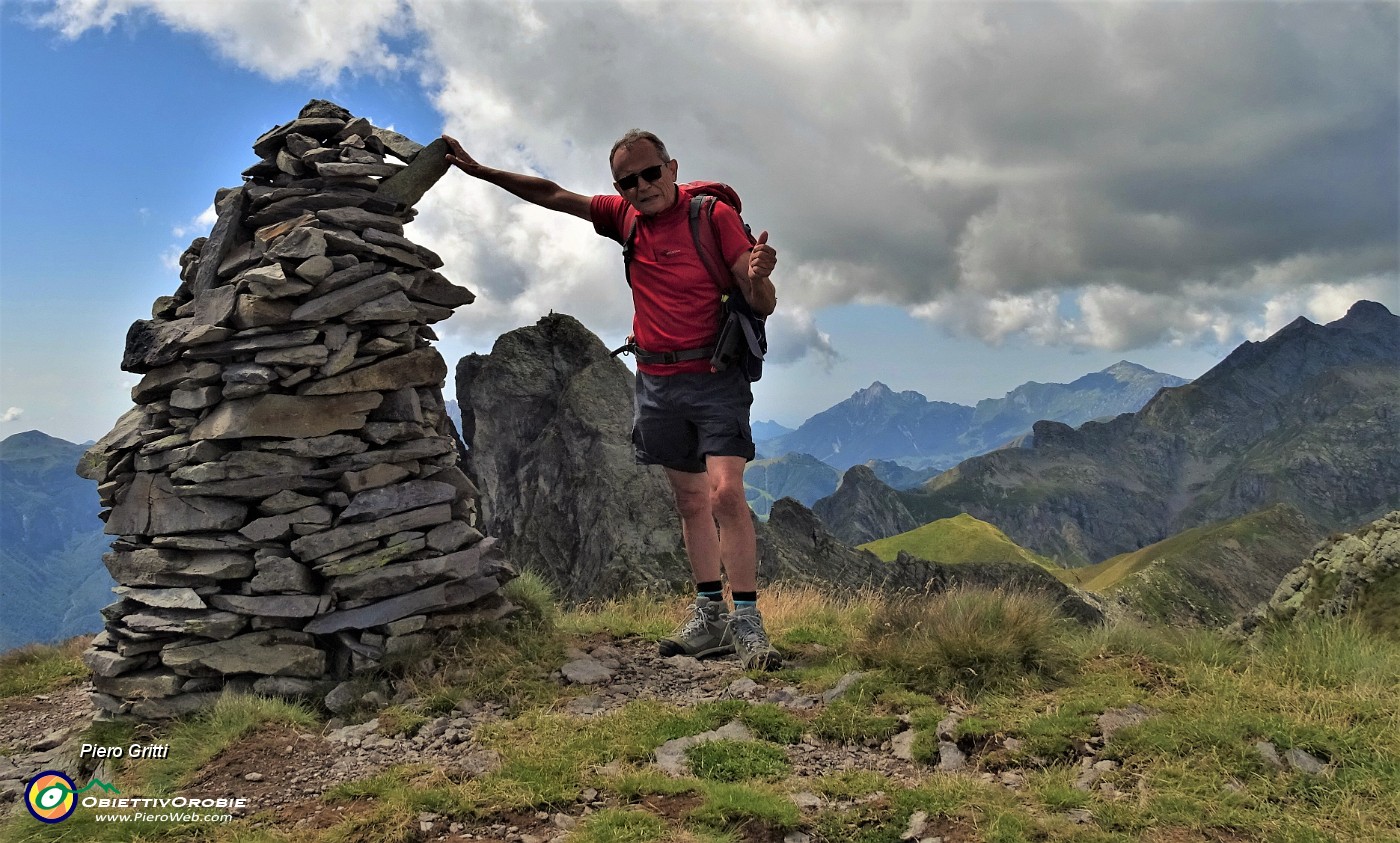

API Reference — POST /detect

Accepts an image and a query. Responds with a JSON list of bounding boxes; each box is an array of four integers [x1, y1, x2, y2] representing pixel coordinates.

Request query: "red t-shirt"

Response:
[[591, 185, 752, 375]]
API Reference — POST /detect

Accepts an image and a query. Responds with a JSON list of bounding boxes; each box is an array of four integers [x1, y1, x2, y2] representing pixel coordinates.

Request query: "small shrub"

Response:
[[857, 587, 1078, 697], [502, 570, 561, 628]]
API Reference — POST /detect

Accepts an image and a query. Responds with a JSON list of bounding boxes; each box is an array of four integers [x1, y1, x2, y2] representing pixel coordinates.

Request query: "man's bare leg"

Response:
[[656, 466, 731, 658], [661, 456, 779, 668], [701, 455, 757, 592], [665, 466, 722, 584]]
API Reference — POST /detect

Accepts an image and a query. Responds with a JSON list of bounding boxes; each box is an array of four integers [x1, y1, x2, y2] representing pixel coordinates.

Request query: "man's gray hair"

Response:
[[609, 129, 670, 169]]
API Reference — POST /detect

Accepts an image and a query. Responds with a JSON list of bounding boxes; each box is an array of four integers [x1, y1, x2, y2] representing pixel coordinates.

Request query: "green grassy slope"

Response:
[[1063, 505, 1324, 625], [859, 513, 1062, 572]]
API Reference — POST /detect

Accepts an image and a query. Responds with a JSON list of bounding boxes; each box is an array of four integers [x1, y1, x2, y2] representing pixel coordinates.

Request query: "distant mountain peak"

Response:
[[3, 429, 70, 446], [1339, 299, 1394, 328], [1102, 361, 1151, 377], [0, 429, 80, 459], [1197, 299, 1397, 388]]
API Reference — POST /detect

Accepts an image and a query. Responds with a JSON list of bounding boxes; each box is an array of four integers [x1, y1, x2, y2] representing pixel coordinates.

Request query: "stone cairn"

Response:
[[77, 100, 514, 720]]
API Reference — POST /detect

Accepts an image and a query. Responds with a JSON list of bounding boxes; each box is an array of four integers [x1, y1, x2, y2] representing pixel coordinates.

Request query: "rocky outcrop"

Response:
[[761, 498, 1103, 624], [821, 302, 1400, 567], [456, 313, 690, 602], [1238, 510, 1399, 637], [77, 100, 512, 720], [812, 464, 920, 547]]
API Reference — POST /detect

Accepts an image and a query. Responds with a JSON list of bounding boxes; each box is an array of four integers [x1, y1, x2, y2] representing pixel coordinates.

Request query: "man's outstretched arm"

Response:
[[443, 134, 593, 221]]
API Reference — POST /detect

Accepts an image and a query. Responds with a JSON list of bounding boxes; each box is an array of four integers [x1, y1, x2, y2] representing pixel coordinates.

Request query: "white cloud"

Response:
[[406, 0, 1397, 358], [765, 308, 839, 368], [955, 189, 1083, 295], [913, 291, 1069, 346], [0, 407, 24, 423], [172, 203, 218, 239], [42, 0, 410, 83], [36, 0, 1398, 362], [162, 203, 220, 272]]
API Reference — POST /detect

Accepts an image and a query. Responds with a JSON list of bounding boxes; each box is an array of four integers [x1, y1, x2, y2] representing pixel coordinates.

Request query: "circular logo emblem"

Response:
[[25, 771, 77, 823]]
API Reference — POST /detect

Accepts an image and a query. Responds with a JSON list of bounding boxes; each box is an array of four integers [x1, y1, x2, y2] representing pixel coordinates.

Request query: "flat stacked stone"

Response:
[[78, 99, 512, 720]]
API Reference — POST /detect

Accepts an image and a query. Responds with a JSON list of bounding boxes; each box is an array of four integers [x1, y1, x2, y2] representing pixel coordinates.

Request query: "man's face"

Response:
[[612, 142, 678, 216]]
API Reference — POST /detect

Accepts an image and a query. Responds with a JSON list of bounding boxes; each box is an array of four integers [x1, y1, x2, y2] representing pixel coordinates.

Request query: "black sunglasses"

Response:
[[615, 164, 665, 191]]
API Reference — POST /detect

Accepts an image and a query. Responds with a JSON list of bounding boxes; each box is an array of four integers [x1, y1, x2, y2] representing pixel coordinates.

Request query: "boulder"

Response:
[[457, 313, 688, 602]]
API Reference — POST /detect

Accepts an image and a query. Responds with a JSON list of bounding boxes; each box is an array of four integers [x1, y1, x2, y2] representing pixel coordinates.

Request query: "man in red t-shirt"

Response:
[[443, 130, 781, 670]]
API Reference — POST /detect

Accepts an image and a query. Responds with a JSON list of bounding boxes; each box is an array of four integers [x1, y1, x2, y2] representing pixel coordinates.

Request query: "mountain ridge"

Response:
[[816, 300, 1400, 572], [0, 430, 113, 650], [758, 361, 1187, 472]]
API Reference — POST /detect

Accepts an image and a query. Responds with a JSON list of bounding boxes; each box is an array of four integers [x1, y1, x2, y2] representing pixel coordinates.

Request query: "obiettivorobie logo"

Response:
[[23, 769, 247, 825], [24, 771, 120, 823]]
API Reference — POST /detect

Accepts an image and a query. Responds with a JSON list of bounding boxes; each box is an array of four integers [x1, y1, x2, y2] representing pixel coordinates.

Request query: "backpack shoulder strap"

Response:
[[621, 211, 640, 287], [689, 195, 732, 292]]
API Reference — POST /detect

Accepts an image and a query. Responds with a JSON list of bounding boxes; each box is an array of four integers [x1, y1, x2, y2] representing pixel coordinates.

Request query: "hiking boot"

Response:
[[724, 606, 783, 671], [658, 596, 734, 658]]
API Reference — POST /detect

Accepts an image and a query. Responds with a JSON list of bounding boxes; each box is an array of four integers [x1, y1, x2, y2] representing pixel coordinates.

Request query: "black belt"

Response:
[[610, 339, 715, 364]]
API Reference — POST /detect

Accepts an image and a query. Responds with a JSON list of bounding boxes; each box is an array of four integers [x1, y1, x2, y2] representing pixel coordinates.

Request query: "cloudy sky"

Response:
[[2, 0, 1396, 444]]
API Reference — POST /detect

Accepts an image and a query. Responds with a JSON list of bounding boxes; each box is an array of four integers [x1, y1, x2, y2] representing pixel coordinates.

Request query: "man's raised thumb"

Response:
[[756, 230, 769, 246]]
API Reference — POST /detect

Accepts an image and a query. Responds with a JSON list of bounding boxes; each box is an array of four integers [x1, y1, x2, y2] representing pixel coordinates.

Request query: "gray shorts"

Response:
[[633, 369, 755, 473]]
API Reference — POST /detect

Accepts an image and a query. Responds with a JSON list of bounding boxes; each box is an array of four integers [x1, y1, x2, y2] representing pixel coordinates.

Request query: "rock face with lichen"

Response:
[[1238, 510, 1400, 638], [456, 313, 692, 602], [77, 100, 513, 720]]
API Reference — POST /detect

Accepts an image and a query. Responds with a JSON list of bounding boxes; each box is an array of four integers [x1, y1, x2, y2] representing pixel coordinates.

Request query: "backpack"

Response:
[[611, 182, 768, 382]]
